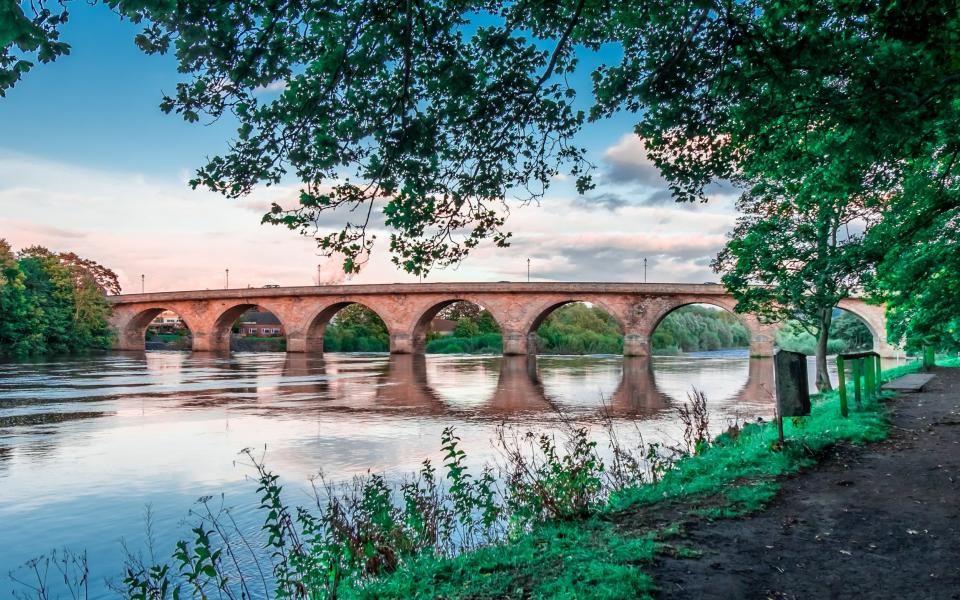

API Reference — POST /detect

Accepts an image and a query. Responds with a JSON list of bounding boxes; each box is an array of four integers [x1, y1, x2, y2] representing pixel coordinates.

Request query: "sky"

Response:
[[0, 6, 741, 293]]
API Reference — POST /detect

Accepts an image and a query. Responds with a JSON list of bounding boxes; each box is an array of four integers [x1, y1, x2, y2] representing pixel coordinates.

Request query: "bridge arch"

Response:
[[522, 298, 627, 356], [636, 297, 778, 358], [646, 300, 751, 354], [302, 301, 392, 354], [410, 298, 506, 354], [118, 306, 195, 351], [207, 303, 288, 353], [834, 299, 895, 355]]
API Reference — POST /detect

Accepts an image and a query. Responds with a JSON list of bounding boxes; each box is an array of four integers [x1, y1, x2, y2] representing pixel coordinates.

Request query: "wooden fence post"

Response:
[[837, 355, 848, 417], [853, 358, 862, 408], [875, 354, 883, 394]]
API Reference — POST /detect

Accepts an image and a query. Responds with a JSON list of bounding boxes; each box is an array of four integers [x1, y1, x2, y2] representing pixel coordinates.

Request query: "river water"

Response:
[[0, 349, 901, 597]]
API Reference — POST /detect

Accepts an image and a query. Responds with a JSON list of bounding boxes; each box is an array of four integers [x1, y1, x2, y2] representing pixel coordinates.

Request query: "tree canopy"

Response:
[[5, 0, 960, 353], [0, 240, 116, 356]]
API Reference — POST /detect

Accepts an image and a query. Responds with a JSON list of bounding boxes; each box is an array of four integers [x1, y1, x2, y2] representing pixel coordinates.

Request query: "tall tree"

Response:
[[58, 251, 122, 295], [0, 239, 45, 355], [589, 1, 960, 357], [714, 189, 876, 390], [866, 161, 960, 353], [0, 242, 116, 356], [18, 246, 78, 354]]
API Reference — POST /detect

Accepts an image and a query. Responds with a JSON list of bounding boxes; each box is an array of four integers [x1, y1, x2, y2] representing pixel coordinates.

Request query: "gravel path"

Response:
[[654, 366, 960, 599]]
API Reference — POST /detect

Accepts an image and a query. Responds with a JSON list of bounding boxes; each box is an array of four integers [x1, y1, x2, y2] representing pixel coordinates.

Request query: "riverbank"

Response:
[[335, 359, 957, 599], [654, 363, 960, 598]]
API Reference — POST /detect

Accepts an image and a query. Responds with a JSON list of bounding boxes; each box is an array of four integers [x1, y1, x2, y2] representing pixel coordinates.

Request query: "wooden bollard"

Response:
[[875, 354, 883, 395], [837, 356, 848, 417], [853, 359, 862, 408]]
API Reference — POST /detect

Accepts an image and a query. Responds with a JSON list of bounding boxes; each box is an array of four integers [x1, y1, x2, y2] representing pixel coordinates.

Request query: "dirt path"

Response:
[[654, 366, 960, 599]]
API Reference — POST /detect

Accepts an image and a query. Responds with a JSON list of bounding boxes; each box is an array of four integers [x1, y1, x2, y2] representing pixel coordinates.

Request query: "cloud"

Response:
[[238, 184, 391, 231], [601, 134, 666, 187], [573, 193, 629, 211], [0, 219, 88, 240], [253, 80, 288, 95], [0, 148, 740, 291]]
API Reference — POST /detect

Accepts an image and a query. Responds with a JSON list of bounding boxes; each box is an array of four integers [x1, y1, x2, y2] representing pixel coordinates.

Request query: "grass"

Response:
[[335, 358, 948, 599], [342, 521, 658, 600]]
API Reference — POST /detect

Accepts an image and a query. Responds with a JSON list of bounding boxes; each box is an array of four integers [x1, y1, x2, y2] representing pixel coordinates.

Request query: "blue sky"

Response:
[[0, 5, 739, 292]]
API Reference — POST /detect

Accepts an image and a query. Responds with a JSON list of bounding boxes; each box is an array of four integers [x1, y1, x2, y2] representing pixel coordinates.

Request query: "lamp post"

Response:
[[527, 258, 530, 282], [225, 268, 230, 289], [644, 258, 648, 283], [141, 274, 145, 293]]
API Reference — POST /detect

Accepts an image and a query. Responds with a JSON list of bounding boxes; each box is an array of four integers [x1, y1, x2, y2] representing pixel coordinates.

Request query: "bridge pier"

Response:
[[390, 333, 414, 354], [189, 330, 219, 352], [744, 318, 779, 358], [748, 338, 776, 358], [503, 330, 529, 355], [286, 335, 308, 353], [623, 333, 650, 357]]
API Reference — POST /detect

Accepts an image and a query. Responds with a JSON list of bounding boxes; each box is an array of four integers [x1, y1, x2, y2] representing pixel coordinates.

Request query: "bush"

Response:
[[426, 333, 502, 354]]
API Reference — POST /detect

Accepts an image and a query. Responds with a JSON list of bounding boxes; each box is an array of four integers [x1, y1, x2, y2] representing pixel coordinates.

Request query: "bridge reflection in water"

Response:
[[273, 352, 776, 420], [0, 349, 775, 599]]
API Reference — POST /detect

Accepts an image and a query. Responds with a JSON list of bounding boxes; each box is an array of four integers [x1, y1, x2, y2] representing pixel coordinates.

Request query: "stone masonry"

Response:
[[107, 282, 897, 357]]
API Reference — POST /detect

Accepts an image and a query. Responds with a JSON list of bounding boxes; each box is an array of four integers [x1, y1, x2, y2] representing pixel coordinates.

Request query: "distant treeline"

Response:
[[429, 303, 754, 355], [0, 240, 119, 357], [650, 305, 751, 354]]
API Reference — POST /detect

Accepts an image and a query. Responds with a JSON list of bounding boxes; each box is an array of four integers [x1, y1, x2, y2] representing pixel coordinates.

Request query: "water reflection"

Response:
[[0, 350, 774, 598], [270, 352, 775, 418]]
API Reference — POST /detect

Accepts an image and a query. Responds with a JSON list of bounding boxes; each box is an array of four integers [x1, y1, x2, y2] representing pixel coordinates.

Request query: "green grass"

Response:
[[335, 358, 947, 599], [341, 521, 657, 600]]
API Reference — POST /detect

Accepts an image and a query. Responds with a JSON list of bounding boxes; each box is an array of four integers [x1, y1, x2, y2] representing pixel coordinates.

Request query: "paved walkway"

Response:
[[655, 367, 960, 599]]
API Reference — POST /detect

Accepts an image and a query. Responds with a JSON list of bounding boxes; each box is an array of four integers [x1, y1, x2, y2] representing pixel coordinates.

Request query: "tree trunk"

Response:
[[815, 308, 834, 392]]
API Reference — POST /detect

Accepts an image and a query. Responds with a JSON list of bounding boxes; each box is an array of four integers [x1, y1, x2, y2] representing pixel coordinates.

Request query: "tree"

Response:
[[326, 303, 390, 351], [713, 186, 877, 390], [7, 1, 960, 353], [438, 302, 481, 322], [453, 317, 480, 338], [590, 1, 960, 360], [18, 245, 76, 354], [0, 239, 44, 355], [475, 309, 501, 334], [0, 241, 116, 356], [58, 252, 121, 295], [867, 173, 960, 353], [4, 0, 593, 275]]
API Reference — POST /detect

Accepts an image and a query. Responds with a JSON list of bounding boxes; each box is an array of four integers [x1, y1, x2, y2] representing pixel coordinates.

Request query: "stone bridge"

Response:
[[107, 282, 896, 357]]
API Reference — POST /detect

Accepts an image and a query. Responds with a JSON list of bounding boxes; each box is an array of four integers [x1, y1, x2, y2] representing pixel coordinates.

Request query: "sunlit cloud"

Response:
[[0, 141, 740, 292], [601, 133, 666, 187]]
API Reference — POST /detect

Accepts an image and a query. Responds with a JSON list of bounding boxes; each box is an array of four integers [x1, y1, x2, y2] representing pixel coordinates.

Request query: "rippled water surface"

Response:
[[1, 350, 781, 597]]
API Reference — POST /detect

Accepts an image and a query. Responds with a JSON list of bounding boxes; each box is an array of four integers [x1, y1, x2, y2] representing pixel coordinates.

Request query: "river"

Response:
[[0, 349, 903, 597]]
